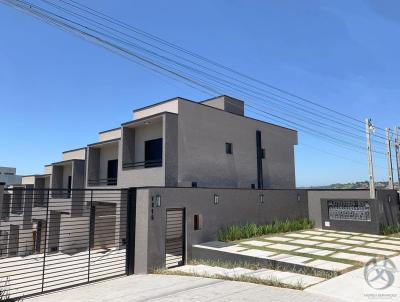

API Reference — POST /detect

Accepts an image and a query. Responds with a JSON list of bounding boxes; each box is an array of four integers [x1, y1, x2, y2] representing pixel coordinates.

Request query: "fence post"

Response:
[[0, 182, 4, 220], [88, 190, 94, 283], [125, 188, 136, 276], [41, 189, 50, 293]]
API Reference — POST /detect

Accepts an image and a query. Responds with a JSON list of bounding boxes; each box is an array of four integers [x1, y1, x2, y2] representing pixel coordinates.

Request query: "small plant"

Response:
[[218, 218, 314, 242], [0, 278, 21, 302], [380, 223, 400, 236]]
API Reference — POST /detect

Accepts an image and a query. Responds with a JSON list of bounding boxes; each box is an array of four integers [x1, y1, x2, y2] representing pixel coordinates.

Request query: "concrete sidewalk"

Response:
[[306, 256, 400, 302], [26, 274, 345, 302]]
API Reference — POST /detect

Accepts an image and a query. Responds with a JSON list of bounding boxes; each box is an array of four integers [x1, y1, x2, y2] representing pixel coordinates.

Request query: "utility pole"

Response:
[[394, 127, 400, 190], [366, 118, 376, 199], [386, 128, 394, 189]]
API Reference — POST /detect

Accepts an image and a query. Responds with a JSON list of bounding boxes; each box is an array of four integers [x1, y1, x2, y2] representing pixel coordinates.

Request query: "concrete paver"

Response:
[[336, 239, 366, 245], [349, 236, 377, 242], [268, 243, 300, 251], [330, 252, 372, 263], [291, 239, 321, 246], [305, 259, 353, 271], [318, 242, 351, 250], [240, 249, 276, 258], [365, 242, 400, 251], [264, 236, 293, 242], [242, 240, 273, 247], [296, 248, 334, 256], [350, 247, 397, 256], [285, 233, 311, 238], [380, 239, 400, 245]]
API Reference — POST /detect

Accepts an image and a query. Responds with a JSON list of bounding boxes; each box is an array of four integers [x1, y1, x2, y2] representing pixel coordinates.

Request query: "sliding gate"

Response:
[[0, 188, 130, 299]]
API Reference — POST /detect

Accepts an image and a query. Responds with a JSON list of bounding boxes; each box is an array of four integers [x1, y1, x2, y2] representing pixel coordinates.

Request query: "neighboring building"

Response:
[[0, 167, 22, 186], [0, 95, 298, 259]]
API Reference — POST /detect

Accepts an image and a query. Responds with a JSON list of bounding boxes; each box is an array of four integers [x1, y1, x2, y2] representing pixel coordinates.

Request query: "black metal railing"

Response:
[[122, 159, 162, 169], [87, 178, 118, 186], [0, 188, 128, 299]]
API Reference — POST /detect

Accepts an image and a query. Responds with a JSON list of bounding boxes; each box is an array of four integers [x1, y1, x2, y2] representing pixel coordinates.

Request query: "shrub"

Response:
[[380, 223, 400, 235], [218, 218, 314, 242]]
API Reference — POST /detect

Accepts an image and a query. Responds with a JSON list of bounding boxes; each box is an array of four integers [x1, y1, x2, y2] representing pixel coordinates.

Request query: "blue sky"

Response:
[[1, 0, 399, 186]]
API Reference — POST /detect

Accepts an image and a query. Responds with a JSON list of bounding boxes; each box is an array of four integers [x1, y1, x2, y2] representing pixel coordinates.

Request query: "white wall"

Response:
[[134, 121, 163, 163], [62, 149, 86, 161], [99, 129, 121, 142], [99, 143, 119, 180], [133, 99, 179, 120]]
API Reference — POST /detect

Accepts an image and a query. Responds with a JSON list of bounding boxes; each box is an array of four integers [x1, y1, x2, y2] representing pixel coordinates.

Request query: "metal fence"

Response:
[[0, 187, 128, 299]]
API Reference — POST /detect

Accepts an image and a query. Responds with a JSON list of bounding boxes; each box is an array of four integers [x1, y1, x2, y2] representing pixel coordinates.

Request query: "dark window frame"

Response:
[[225, 142, 233, 154]]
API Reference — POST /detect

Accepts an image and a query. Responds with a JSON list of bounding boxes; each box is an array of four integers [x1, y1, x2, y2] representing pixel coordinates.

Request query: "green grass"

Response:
[[188, 258, 337, 279], [155, 267, 304, 290], [218, 218, 314, 242], [380, 223, 400, 236]]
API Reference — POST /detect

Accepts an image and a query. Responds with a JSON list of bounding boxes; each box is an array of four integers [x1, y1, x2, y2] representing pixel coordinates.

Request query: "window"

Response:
[[194, 214, 203, 230], [251, 184, 255, 189], [225, 142, 232, 154], [261, 148, 266, 159], [191, 182, 197, 188], [107, 159, 118, 185], [145, 138, 163, 168]]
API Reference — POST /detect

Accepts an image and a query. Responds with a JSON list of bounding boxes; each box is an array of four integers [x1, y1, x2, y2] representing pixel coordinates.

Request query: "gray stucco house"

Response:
[[87, 95, 298, 190]]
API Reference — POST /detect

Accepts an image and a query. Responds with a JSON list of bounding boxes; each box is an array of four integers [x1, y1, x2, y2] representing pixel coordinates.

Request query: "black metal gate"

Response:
[[0, 188, 129, 299], [165, 208, 185, 268]]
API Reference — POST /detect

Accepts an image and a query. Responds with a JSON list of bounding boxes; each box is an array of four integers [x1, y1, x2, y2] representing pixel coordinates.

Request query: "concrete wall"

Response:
[[99, 143, 119, 181], [133, 121, 163, 163], [133, 99, 179, 120], [134, 187, 308, 273], [308, 190, 370, 228], [99, 128, 121, 142], [176, 100, 297, 189], [201, 95, 244, 116], [62, 148, 86, 161]]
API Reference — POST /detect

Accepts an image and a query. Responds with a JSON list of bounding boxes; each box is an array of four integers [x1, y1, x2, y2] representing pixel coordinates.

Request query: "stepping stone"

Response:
[[337, 239, 365, 245], [220, 245, 248, 253], [241, 240, 272, 247], [306, 259, 353, 271], [324, 233, 350, 239], [291, 239, 320, 246], [276, 255, 312, 264], [339, 231, 362, 235], [240, 249, 276, 258], [296, 247, 334, 256], [268, 243, 300, 251], [330, 252, 373, 263], [350, 236, 377, 242], [279, 274, 325, 287], [350, 247, 396, 256], [284, 233, 311, 238], [302, 230, 325, 235], [318, 242, 351, 250], [365, 242, 400, 251], [360, 234, 386, 238], [264, 236, 292, 242], [220, 267, 254, 277], [380, 239, 400, 246], [310, 236, 336, 242], [200, 241, 233, 249]]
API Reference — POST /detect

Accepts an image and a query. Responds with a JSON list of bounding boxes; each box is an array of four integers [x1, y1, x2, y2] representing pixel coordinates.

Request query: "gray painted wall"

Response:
[[134, 187, 308, 273], [176, 100, 297, 189], [308, 190, 370, 228]]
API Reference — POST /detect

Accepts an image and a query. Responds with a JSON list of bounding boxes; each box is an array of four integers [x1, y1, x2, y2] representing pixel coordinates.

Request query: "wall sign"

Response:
[[327, 200, 371, 221]]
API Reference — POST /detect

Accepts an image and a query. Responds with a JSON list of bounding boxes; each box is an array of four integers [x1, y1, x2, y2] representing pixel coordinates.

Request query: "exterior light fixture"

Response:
[[297, 194, 301, 201], [259, 194, 264, 204], [155, 195, 161, 207], [388, 195, 392, 203], [213, 194, 219, 205]]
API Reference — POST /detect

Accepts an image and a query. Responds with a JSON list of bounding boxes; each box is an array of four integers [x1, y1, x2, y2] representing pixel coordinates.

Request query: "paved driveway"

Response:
[[26, 274, 345, 302]]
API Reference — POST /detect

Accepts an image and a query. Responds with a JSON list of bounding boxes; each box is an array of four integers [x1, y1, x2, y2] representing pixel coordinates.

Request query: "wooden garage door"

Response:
[[165, 208, 185, 268]]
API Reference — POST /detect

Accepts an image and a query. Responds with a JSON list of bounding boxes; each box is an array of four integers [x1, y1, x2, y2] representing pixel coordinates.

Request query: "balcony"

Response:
[[122, 115, 163, 170], [50, 160, 85, 199], [87, 139, 119, 187]]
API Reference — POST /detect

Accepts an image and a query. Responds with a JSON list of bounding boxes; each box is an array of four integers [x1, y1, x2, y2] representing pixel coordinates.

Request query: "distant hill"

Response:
[[302, 181, 399, 190]]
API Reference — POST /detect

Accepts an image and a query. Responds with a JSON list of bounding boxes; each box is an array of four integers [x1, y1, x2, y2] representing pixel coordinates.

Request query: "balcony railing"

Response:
[[122, 159, 162, 169], [88, 178, 118, 186]]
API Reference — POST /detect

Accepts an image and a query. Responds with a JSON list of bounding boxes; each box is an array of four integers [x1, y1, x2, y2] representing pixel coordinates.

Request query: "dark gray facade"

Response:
[[133, 187, 308, 273]]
